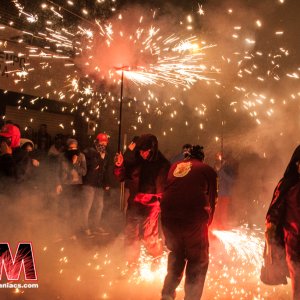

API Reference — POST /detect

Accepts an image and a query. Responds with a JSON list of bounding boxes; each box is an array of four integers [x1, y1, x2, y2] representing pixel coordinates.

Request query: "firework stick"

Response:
[[117, 70, 124, 152], [119, 134, 127, 212]]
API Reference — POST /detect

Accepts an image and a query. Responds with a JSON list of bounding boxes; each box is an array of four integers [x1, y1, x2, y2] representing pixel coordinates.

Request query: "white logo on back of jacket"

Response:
[[173, 161, 192, 178]]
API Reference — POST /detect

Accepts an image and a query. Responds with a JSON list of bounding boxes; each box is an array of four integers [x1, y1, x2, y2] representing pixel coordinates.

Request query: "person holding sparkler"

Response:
[[114, 134, 170, 262], [160, 145, 217, 300], [263, 145, 300, 299]]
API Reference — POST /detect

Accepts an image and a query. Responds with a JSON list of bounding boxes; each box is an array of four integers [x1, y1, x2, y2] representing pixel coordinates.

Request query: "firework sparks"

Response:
[[78, 15, 217, 88], [0, 0, 299, 141], [43, 225, 290, 299], [212, 226, 264, 266]]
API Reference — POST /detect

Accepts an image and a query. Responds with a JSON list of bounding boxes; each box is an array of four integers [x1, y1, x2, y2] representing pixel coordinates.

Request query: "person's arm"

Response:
[[103, 154, 112, 189], [73, 153, 87, 177], [266, 180, 286, 225], [265, 179, 287, 241]]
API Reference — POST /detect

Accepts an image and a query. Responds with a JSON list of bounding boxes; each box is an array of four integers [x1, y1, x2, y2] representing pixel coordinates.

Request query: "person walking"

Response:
[[160, 145, 218, 300]]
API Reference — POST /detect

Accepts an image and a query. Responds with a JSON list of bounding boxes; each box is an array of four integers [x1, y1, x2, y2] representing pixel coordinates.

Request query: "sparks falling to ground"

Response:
[[3, 225, 290, 300]]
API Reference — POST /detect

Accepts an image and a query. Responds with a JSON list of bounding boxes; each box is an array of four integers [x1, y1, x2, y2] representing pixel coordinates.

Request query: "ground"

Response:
[[0, 187, 291, 300]]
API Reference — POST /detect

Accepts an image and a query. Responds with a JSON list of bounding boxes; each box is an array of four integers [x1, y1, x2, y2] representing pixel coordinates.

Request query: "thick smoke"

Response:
[[2, 0, 299, 299]]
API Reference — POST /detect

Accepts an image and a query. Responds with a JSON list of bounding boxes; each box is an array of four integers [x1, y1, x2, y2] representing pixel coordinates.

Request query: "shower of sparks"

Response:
[[198, 4, 205, 16], [29, 224, 290, 299], [0, 0, 299, 137], [212, 226, 264, 266], [79, 18, 217, 87]]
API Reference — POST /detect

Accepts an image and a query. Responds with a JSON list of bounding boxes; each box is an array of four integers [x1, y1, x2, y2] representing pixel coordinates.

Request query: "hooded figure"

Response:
[[20, 138, 34, 151], [114, 134, 170, 261], [0, 124, 21, 149], [56, 138, 87, 238], [262, 145, 300, 298]]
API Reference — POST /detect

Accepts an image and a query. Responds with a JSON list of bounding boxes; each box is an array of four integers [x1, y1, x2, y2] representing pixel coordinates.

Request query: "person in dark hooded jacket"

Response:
[[114, 134, 170, 261], [160, 145, 217, 300], [263, 145, 300, 299], [56, 138, 87, 238]]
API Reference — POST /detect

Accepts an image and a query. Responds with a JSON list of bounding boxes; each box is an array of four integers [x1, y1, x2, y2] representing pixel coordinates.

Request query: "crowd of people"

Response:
[[0, 120, 300, 299], [0, 121, 114, 238]]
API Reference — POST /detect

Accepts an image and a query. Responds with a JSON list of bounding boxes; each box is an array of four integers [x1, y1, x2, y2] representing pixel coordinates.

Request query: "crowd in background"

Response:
[[0, 119, 240, 239], [4, 119, 299, 300]]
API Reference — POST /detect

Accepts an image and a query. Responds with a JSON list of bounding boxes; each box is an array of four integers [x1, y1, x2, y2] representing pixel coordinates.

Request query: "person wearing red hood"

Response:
[[0, 123, 31, 182], [262, 145, 300, 299], [114, 134, 170, 261]]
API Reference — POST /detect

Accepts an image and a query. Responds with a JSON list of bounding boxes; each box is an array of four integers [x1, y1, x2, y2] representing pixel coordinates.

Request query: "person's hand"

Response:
[[265, 222, 276, 242], [72, 155, 78, 164], [128, 142, 136, 151], [0, 141, 12, 155], [56, 185, 63, 195], [104, 186, 110, 191], [32, 159, 40, 167], [114, 153, 123, 167]]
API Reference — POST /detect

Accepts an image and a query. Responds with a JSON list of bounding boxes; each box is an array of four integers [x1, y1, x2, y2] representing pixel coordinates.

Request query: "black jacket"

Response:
[[114, 150, 170, 202], [261, 145, 300, 285], [161, 158, 217, 223], [0, 148, 31, 181], [83, 147, 111, 188], [0, 154, 16, 178]]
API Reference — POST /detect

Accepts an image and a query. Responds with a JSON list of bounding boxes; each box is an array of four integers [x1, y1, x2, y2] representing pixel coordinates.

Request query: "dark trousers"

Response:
[[125, 201, 162, 261], [161, 219, 209, 300], [60, 184, 83, 234], [82, 185, 104, 231]]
